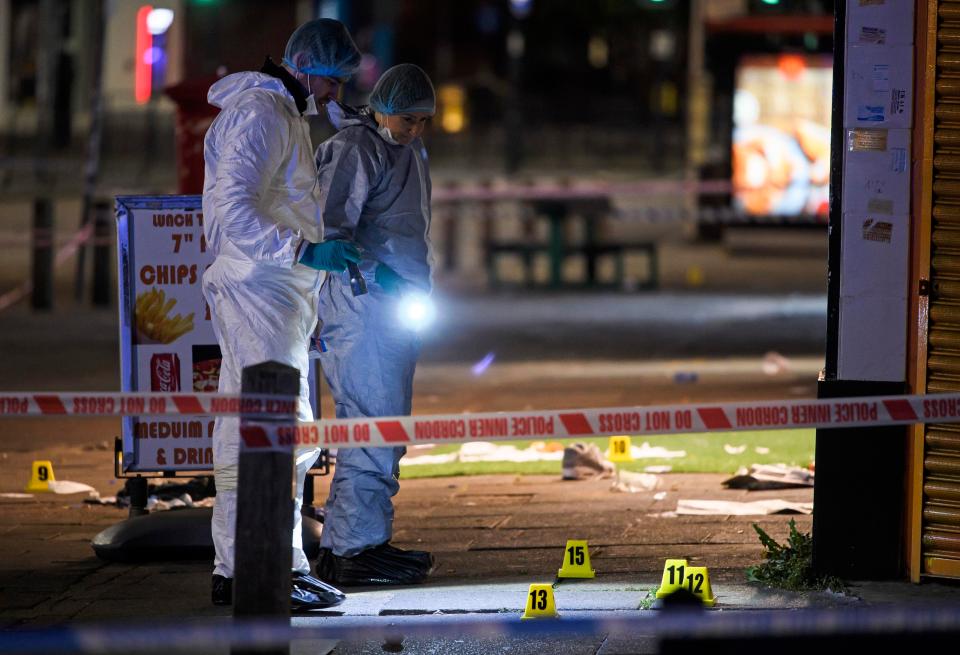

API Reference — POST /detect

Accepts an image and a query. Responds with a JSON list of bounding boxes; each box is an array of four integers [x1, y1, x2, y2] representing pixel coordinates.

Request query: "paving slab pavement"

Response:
[[4, 455, 960, 655]]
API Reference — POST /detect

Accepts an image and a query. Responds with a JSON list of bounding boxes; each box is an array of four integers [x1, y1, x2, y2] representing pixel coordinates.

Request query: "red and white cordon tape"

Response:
[[240, 392, 960, 451], [0, 392, 297, 418], [6, 390, 960, 450]]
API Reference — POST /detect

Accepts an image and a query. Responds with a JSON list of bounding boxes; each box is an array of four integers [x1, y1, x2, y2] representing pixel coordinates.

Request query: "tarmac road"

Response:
[[0, 290, 825, 452]]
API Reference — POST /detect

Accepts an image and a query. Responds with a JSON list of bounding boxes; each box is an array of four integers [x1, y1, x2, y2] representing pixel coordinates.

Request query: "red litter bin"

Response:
[[165, 75, 223, 194]]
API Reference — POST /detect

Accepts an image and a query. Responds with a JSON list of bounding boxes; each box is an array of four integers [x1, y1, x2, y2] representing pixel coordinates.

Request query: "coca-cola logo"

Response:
[[152, 353, 180, 392], [156, 359, 173, 386]]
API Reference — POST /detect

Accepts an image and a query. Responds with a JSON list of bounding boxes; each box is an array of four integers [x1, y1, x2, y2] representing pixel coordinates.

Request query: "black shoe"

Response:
[[291, 581, 344, 612], [292, 573, 346, 609], [211, 574, 345, 610], [377, 542, 434, 571], [316, 542, 434, 587], [211, 574, 232, 606]]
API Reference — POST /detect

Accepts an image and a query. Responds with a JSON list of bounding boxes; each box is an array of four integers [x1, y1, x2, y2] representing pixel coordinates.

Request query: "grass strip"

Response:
[[399, 429, 814, 479]]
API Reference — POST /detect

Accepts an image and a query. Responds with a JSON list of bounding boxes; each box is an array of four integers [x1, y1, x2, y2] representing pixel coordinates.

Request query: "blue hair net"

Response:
[[369, 64, 436, 115], [283, 19, 361, 79]]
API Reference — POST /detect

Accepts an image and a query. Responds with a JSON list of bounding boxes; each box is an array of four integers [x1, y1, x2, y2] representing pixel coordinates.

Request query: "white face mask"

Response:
[[302, 73, 320, 116], [377, 123, 399, 145]]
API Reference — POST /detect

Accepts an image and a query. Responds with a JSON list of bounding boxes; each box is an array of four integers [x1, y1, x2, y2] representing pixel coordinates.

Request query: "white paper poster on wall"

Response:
[[846, 0, 915, 47], [837, 213, 908, 382], [844, 44, 913, 130]]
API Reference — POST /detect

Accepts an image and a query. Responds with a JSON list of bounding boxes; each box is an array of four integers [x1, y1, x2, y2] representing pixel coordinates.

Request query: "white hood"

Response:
[[207, 72, 290, 110]]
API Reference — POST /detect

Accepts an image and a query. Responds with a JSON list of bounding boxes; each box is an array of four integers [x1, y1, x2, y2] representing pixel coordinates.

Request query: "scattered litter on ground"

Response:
[[562, 442, 616, 480], [400, 452, 459, 466], [149, 495, 215, 511], [723, 463, 814, 490], [84, 477, 217, 511], [675, 499, 812, 515], [644, 465, 672, 473], [461, 441, 564, 462], [724, 444, 747, 454], [403, 441, 569, 467], [47, 480, 98, 495], [610, 469, 659, 493], [762, 351, 791, 376], [653, 491, 667, 501], [0, 492, 33, 499], [755, 446, 770, 454], [84, 494, 116, 505]]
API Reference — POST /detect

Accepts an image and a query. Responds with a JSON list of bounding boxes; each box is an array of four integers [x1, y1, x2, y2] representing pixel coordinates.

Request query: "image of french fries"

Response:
[[135, 287, 195, 344]]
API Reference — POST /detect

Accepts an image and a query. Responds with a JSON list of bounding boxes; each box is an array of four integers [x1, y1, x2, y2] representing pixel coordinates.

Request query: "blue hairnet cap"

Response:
[[369, 64, 436, 115], [283, 18, 361, 79]]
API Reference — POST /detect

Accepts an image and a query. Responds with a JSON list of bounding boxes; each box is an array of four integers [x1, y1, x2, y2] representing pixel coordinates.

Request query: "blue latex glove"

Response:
[[375, 263, 404, 295], [299, 240, 361, 272]]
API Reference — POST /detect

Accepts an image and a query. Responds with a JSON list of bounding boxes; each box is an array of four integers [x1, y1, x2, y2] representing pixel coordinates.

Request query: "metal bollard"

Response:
[[233, 361, 299, 655]]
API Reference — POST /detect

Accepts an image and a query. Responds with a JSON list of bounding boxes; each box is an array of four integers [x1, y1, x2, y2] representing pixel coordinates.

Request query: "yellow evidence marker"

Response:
[[686, 265, 705, 288], [557, 539, 595, 579], [608, 435, 633, 462], [655, 559, 716, 607], [25, 460, 56, 493], [521, 583, 558, 619]]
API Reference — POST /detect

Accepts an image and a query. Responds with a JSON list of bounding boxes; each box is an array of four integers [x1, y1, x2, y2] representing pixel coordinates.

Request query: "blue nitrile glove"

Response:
[[375, 263, 404, 295], [299, 240, 361, 272]]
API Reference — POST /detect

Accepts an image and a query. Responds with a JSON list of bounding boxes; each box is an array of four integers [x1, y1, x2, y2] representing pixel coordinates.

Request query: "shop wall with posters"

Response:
[[812, 0, 916, 583], [836, 0, 913, 383]]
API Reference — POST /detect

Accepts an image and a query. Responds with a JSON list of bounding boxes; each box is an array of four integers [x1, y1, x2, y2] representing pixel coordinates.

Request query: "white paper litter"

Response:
[[762, 351, 791, 376], [147, 494, 215, 512], [723, 463, 815, 489], [653, 491, 667, 501], [47, 480, 97, 495], [610, 470, 659, 493], [400, 453, 459, 466], [401, 441, 565, 466], [675, 499, 813, 516], [460, 441, 564, 462], [755, 446, 770, 454], [724, 444, 747, 454], [644, 465, 672, 473]]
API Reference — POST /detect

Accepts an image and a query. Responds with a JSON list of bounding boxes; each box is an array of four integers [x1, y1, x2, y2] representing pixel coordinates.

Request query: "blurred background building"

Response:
[[0, 0, 835, 189]]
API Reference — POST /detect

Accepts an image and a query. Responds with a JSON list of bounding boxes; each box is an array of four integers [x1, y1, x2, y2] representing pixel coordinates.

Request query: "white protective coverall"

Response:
[[315, 102, 433, 557], [202, 71, 323, 578]]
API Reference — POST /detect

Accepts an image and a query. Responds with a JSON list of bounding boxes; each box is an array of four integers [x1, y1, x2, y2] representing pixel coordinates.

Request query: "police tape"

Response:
[[0, 392, 298, 417], [238, 392, 960, 451], [5, 390, 960, 446]]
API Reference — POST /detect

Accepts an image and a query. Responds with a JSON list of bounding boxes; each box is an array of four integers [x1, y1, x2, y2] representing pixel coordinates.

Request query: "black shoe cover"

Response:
[[211, 574, 232, 606], [211, 573, 345, 610], [317, 542, 434, 586], [292, 573, 346, 609]]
